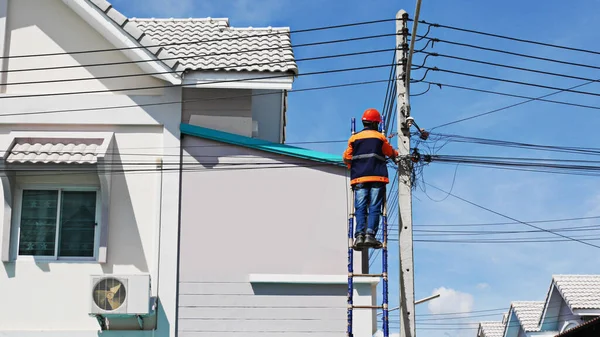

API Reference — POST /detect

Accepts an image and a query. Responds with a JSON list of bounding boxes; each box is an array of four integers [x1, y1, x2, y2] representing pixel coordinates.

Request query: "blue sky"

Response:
[[112, 0, 600, 336]]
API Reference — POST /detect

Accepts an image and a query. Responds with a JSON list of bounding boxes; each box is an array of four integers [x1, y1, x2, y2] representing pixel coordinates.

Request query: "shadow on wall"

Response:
[[251, 283, 347, 297], [8, 0, 164, 93], [2, 262, 14, 278], [94, 298, 170, 334], [92, 298, 170, 336], [9, 0, 184, 139], [183, 136, 348, 177], [1, 142, 149, 276], [101, 141, 149, 274]]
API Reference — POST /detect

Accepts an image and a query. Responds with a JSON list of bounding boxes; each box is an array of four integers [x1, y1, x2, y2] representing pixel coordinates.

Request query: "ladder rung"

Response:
[[351, 305, 384, 309], [351, 273, 384, 277]]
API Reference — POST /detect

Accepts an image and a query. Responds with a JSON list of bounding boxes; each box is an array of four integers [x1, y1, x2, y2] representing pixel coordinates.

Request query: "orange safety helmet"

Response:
[[362, 108, 382, 123]]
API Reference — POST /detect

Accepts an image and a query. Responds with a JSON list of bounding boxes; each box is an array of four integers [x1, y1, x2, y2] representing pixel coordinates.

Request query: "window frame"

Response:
[[12, 184, 101, 262]]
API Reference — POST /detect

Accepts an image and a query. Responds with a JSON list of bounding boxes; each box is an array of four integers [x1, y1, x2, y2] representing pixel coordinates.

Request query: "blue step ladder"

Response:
[[347, 117, 390, 337]]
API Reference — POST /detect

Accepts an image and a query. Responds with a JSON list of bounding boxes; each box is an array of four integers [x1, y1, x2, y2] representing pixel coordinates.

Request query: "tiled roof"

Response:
[[7, 138, 105, 164], [511, 301, 545, 332], [479, 321, 505, 337], [131, 18, 298, 74], [87, 0, 297, 74], [87, 0, 185, 74], [553, 275, 600, 310]]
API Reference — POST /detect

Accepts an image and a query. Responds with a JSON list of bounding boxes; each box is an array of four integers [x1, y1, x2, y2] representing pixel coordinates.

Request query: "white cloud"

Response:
[[120, 0, 289, 26], [477, 283, 490, 290], [373, 330, 400, 337], [427, 287, 474, 315]]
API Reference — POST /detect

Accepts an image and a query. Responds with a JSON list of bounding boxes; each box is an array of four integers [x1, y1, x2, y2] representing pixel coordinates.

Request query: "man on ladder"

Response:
[[343, 108, 399, 250]]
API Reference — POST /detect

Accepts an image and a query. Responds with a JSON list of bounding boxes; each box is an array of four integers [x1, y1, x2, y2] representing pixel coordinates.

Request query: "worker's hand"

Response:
[[392, 156, 400, 165]]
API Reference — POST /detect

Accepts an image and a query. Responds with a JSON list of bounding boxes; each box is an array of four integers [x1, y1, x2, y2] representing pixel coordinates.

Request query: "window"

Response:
[[16, 187, 99, 259]]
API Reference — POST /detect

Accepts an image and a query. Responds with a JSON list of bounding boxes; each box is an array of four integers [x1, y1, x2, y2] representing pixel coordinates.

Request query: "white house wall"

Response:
[[178, 135, 374, 337], [4, 0, 164, 95], [0, 0, 181, 336], [557, 299, 582, 331]]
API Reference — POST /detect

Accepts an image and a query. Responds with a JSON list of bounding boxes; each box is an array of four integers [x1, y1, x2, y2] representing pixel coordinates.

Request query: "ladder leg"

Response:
[[347, 117, 356, 337], [382, 195, 389, 337], [347, 210, 354, 337]]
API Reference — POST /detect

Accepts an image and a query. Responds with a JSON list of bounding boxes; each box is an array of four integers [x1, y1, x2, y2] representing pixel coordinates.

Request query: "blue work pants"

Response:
[[353, 182, 386, 237]]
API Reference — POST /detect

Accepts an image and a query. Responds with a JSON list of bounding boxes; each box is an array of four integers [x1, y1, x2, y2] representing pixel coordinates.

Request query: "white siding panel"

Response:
[[179, 136, 374, 336], [179, 306, 346, 320]]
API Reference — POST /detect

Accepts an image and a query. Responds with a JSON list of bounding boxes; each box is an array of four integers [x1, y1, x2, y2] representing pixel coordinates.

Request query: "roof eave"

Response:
[[63, 0, 183, 85], [538, 281, 558, 328], [182, 70, 296, 90]]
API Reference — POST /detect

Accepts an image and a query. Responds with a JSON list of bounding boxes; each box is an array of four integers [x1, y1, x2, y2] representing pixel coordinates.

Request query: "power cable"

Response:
[[411, 237, 600, 243], [0, 62, 402, 100], [2, 48, 397, 86], [424, 132, 600, 156], [2, 36, 397, 75], [417, 19, 600, 57], [419, 66, 600, 99], [429, 78, 600, 129], [421, 182, 600, 249], [420, 51, 600, 84], [410, 224, 600, 235], [420, 80, 600, 112], [406, 215, 600, 227], [1, 17, 401, 60], [433, 161, 600, 178], [418, 36, 600, 72], [0, 78, 395, 118]]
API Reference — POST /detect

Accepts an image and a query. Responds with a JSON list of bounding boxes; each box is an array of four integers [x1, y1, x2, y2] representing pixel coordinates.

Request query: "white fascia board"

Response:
[[61, 0, 181, 85], [538, 283, 557, 328], [526, 331, 559, 337], [183, 71, 294, 90], [248, 273, 380, 285], [573, 309, 600, 315]]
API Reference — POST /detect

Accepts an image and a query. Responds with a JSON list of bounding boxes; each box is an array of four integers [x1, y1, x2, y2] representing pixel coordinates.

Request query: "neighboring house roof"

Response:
[[180, 123, 344, 166], [552, 275, 600, 311], [479, 321, 506, 337], [130, 18, 298, 74], [476, 275, 600, 337], [85, 0, 297, 76], [554, 316, 600, 337], [510, 301, 545, 332]]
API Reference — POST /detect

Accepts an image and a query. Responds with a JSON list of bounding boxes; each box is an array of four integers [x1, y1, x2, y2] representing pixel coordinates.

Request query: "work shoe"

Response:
[[353, 234, 365, 250], [363, 234, 383, 249]]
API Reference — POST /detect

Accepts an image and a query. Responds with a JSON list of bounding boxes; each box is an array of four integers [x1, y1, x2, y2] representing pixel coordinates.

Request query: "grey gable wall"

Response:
[[177, 135, 371, 336], [182, 88, 283, 143]]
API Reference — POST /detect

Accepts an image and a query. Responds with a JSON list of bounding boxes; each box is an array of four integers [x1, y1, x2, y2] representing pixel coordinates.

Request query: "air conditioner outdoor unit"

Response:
[[89, 274, 151, 315]]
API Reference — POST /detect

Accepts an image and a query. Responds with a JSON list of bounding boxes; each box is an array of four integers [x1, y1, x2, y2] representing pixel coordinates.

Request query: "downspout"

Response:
[[151, 157, 164, 333], [173, 132, 184, 337], [0, 0, 9, 93]]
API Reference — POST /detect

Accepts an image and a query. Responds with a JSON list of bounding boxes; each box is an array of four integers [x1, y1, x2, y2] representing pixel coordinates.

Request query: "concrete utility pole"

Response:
[[395, 1, 423, 336]]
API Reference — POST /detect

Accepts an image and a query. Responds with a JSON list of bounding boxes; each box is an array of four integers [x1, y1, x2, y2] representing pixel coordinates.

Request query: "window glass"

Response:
[[59, 191, 97, 257], [17, 189, 97, 258], [18, 190, 59, 256]]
